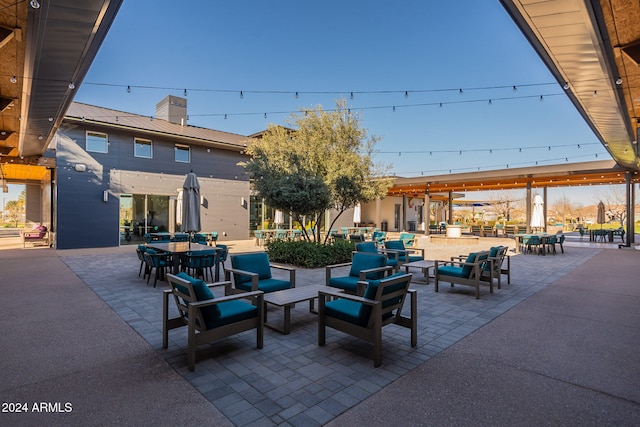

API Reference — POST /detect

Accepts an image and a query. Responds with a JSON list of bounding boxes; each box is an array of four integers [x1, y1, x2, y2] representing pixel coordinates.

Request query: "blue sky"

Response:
[[70, 0, 615, 206]]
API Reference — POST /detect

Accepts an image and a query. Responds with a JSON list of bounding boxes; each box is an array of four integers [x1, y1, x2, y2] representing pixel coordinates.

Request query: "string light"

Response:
[[127, 85, 131, 93], [240, 91, 243, 99], [10, 76, 16, 84], [183, 89, 188, 96], [393, 150, 608, 176], [375, 142, 599, 155]]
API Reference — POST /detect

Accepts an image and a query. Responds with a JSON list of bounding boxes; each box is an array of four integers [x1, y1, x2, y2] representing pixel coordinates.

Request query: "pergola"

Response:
[[387, 159, 638, 242]]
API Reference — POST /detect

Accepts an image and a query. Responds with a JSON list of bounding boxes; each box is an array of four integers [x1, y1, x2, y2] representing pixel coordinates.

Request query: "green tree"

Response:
[[5, 190, 25, 227], [242, 100, 392, 242]]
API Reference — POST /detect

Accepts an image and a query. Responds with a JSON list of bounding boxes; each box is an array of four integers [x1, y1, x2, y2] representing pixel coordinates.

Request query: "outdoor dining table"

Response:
[[514, 233, 554, 255], [146, 241, 223, 281]]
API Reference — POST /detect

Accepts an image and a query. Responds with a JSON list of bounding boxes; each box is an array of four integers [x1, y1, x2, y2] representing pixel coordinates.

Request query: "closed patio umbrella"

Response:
[[274, 210, 284, 226], [530, 194, 545, 230], [353, 203, 361, 226], [176, 190, 183, 227], [596, 201, 606, 227], [181, 172, 201, 246]]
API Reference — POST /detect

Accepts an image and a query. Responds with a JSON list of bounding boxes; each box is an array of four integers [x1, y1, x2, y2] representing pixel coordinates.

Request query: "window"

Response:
[[175, 144, 190, 163], [134, 138, 153, 158], [86, 131, 108, 153]]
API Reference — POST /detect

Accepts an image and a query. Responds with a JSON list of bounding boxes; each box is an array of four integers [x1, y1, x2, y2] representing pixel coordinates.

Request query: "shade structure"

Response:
[[530, 194, 545, 229], [181, 172, 201, 233], [596, 201, 606, 225], [353, 203, 361, 225]]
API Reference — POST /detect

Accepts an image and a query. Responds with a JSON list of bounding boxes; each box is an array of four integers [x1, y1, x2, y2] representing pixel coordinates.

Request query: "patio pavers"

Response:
[[59, 243, 602, 426]]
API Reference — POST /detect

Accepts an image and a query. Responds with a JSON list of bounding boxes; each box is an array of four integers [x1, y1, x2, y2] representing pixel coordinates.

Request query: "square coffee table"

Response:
[[403, 260, 435, 284], [263, 284, 327, 334]]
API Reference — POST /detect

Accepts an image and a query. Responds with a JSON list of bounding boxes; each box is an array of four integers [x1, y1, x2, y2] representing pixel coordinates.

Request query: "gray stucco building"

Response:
[[53, 96, 252, 249]]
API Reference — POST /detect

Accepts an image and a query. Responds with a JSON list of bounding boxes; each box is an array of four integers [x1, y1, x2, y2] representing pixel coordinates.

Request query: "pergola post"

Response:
[[448, 191, 453, 225], [625, 172, 634, 246], [526, 183, 532, 234], [543, 187, 548, 233], [424, 192, 431, 235]]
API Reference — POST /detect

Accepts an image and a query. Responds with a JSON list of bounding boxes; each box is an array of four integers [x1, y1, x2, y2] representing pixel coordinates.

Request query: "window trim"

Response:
[[174, 144, 191, 163], [86, 131, 108, 153], [134, 137, 153, 158]]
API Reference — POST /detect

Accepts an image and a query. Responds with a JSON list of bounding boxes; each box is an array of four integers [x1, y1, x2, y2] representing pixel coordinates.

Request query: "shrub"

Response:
[[266, 239, 355, 268]]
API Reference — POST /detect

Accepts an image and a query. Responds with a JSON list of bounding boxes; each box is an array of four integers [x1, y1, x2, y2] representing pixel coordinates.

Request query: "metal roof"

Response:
[[65, 102, 251, 151], [500, 0, 640, 171], [0, 0, 123, 181]]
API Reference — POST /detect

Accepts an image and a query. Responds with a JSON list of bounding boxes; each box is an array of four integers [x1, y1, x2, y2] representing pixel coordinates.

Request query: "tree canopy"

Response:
[[241, 100, 392, 242]]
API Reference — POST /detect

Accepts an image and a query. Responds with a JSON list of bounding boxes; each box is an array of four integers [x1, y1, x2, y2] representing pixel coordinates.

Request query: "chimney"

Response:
[[155, 95, 187, 125]]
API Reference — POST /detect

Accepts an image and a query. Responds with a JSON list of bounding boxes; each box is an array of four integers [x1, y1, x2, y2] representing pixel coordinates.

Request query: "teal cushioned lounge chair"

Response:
[[318, 272, 417, 367], [163, 273, 264, 371], [325, 252, 392, 295], [434, 251, 491, 299], [225, 252, 295, 294]]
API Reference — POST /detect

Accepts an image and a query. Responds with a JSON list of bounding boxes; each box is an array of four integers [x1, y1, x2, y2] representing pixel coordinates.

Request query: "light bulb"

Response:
[[30, 0, 40, 9], [10, 76, 16, 84]]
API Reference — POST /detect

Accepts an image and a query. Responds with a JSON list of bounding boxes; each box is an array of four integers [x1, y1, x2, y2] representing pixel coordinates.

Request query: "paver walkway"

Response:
[[61, 244, 602, 426]]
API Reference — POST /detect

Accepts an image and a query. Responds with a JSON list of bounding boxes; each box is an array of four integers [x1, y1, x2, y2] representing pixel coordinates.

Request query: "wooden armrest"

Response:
[[358, 266, 393, 279], [224, 267, 258, 278], [319, 288, 378, 306], [326, 262, 352, 270], [270, 263, 294, 272], [190, 290, 264, 308], [271, 264, 296, 287]]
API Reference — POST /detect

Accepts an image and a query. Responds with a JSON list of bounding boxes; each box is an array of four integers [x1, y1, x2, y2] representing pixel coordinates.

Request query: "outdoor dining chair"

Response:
[[209, 243, 229, 279], [163, 273, 264, 371], [180, 251, 217, 282], [318, 272, 417, 367], [143, 249, 175, 287], [253, 230, 266, 246], [136, 244, 149, 277]]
